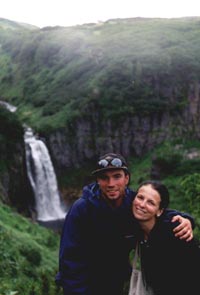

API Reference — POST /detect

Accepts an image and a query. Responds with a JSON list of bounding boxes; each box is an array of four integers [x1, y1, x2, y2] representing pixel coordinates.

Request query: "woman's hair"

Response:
[[137, 180, 170, 209]]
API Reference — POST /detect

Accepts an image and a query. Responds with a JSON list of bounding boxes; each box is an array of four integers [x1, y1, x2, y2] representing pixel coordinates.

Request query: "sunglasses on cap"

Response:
[[98, 158, 123, 168], [91, 153, 129, 175]]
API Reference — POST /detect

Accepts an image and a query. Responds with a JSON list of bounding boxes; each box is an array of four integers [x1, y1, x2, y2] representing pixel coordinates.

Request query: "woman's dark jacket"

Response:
[[138, 216, 200, 295], [55, 182, 195, 295]]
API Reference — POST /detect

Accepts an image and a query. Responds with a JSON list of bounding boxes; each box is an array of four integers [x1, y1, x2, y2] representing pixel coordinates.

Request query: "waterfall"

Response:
[[24, 127, 67, 222], [0, 100, 17, 112], [0, 100, 67, 224]]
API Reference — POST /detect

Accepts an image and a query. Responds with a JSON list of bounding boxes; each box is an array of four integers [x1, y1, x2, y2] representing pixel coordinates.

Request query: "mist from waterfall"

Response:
[[24, 127, 67, 222]]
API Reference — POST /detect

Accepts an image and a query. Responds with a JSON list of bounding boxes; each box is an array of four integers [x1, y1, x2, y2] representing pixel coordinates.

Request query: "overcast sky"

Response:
[[1, 0, 200, 28]]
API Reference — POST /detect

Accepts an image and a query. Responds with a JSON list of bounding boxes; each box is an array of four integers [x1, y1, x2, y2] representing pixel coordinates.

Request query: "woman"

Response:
[[131, 180, 200, 295]]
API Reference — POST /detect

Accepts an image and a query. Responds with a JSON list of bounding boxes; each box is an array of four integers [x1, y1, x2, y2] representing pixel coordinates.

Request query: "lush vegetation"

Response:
[[0, 17, 200, 132], [0, 202, 62, 295], [0, 107, 23, 172]]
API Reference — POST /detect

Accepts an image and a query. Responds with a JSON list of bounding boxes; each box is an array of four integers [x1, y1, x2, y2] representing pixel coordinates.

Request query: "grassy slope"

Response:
[[1, 17, 200, 133], [0, 203, 62, 295]]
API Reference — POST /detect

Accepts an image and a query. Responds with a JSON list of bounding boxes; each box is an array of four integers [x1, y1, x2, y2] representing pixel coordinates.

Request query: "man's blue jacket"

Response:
[[55, 182, 194, 295]]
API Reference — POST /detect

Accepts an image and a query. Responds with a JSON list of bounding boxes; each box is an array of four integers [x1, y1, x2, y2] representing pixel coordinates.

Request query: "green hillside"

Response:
[[0, 17, 200, 132], [0, 202, 62, 295]]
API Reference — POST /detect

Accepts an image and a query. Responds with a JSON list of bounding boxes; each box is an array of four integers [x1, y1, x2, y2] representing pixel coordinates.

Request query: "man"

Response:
[[56, 153, 194, 295]]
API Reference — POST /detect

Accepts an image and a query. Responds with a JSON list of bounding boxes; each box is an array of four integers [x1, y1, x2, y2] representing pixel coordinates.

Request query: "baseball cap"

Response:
[[91, 153, 129, 175]]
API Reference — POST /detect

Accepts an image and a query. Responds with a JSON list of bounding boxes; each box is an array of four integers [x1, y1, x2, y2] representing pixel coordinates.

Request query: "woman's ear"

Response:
[[157, 208, 164, 217]]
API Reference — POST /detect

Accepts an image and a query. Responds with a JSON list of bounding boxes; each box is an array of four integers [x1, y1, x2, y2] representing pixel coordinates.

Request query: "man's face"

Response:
[[97, 169, 129, 206]]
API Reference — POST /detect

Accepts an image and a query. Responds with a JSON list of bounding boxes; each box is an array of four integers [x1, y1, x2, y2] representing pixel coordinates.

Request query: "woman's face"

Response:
[[132, 184, 163, 222]]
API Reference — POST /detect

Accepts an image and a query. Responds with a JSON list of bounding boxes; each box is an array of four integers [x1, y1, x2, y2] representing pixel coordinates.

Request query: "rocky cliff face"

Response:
[[0, 106, 34, 216], [46, 81, 200, 173], [0, 141, 34, 215], [46, 111, 194, 172]]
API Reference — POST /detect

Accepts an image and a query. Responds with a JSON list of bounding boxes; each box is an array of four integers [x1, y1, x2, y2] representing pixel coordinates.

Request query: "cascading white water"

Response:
[[0, 100, 67, 223], [0, 100, 17, 112], [24, 127, 67, 221]]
